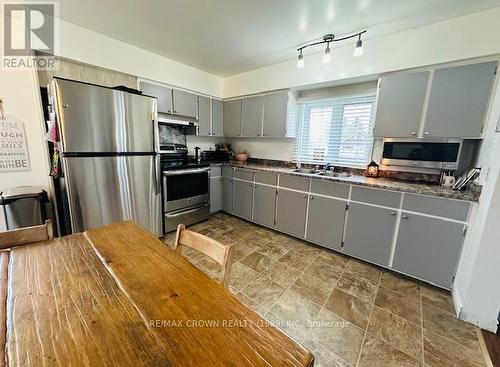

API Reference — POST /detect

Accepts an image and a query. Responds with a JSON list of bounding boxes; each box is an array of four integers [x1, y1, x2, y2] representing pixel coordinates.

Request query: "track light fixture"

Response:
[[297, 30, 366, 68]]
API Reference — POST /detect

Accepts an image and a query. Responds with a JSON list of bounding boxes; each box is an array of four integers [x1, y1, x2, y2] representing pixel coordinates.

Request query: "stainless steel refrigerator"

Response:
[[49, 78, 162, 236]]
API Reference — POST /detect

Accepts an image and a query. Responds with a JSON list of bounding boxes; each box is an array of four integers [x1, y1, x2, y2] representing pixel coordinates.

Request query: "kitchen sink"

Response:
[[316, 171, 351, 178]]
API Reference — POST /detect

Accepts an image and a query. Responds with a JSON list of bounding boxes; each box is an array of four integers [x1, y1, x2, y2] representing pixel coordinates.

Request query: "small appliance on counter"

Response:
[[200, 149, 230, 163]]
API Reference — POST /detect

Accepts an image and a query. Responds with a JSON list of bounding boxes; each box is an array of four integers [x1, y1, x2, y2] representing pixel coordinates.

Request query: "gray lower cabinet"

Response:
[[374, 71, 429, 137], [263, 92, 288, 137], [224, 99, 242, 137], [210, 177, 222, 213], [305, 195, 346, 251], [233, 180, 254, 221], [275, 189, 308, 238], [198, 96, 211, 136], [424, 61, 496, 138], [241, 96, 263, 137], [222, 177, 233, 212], [212, 99, 224, 137], [392, 212, 465, 288], [140, 82, 173, 114], [172, 89, 198, 118], [343, 203, 397, 267], [253, 184, 276, 228]]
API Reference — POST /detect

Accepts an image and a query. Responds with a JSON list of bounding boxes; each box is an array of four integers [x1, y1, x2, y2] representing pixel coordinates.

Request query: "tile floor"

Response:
[[163, 213, 490, 367]]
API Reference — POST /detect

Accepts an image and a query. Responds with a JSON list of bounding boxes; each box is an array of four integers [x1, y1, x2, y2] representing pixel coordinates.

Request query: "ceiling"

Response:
[[55, 0, 500, 77]]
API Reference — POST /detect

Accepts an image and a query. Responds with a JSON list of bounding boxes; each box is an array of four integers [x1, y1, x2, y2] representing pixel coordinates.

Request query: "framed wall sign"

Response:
[[0, 114, 31, 172]]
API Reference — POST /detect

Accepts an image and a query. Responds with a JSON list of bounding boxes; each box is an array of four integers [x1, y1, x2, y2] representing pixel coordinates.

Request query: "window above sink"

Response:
[[293, 94, 376, 168]]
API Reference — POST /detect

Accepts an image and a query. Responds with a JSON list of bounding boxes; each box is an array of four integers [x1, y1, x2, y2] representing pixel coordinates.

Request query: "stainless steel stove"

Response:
[[160, 143, 210, 233]]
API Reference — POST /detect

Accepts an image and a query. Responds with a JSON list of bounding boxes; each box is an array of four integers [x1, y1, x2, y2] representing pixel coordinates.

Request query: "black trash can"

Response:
[[0, 186, 48, 230]]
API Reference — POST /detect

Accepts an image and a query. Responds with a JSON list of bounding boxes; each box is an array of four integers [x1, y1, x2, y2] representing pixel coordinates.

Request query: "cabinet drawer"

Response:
[[279, 174, 309, 191], [222, 166, 233, 178], [310, 179, 349, 199], [402, 194, 470, 221], [255, 171, 277, 186], [351, 186, 401, 208], [210, 166, 221, 177], [234, 168, 254, 181]]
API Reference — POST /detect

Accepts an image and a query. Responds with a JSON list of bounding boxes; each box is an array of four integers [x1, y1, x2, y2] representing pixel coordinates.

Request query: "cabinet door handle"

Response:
[[390, 211, 396, 216], [249, 183, 253, 188], [173, 110, 177, 114], [303, 194, 307, 198], [309, 195, 314, 200], [410, 131, 416, 135], [257, 133, 261, 136], [402, 214, 409, 219], [424, 131, 430, 136]]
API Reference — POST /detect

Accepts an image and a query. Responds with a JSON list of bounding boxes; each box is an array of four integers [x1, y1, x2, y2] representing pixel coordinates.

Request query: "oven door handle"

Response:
[[163, 167, 211, 176], [165, 204, 209, 217]]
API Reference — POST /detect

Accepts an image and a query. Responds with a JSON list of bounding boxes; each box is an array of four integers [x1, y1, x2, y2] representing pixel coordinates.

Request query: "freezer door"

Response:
[[63, 155, 162, 236], [53, 78, 157, 153]]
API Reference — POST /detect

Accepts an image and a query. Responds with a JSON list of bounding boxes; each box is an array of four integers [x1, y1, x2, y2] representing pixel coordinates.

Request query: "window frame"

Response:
[[294, 93, 376, 168]]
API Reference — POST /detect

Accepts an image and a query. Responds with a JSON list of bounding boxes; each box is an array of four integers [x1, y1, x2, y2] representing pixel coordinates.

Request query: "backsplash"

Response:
[[245, 157, 442, 184]]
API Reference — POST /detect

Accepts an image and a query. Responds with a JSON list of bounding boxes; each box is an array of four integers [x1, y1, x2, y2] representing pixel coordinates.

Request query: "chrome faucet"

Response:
[[324, 163, 335, 171]]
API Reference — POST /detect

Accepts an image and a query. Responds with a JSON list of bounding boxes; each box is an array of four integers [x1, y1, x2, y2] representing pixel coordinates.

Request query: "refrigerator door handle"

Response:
[[154, 154, 161, 195]]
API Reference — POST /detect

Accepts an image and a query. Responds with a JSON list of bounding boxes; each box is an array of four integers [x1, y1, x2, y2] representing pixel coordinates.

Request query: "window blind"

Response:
[[294, 95, 376, 167]]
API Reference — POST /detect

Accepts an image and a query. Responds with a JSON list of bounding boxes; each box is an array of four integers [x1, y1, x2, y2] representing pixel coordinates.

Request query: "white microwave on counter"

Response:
[[381, 138, 463, 170]]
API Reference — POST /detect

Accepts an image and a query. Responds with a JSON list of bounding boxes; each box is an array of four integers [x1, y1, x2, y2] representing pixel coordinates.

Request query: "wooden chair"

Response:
[[0, 220, 54, 250], [174, 224, 234, 288]]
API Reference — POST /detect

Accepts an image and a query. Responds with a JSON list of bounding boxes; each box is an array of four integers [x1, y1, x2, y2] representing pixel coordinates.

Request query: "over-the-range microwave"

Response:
[[381, 138, 462, 170]]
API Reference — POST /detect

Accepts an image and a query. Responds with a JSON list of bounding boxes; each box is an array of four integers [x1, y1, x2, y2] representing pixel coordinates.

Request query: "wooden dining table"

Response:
[[3, 221, 314, 366]]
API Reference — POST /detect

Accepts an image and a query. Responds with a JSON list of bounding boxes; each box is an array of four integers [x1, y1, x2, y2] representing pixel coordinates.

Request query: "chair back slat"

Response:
[[174, 224, 233, 288], [0, 220, 53, 249]]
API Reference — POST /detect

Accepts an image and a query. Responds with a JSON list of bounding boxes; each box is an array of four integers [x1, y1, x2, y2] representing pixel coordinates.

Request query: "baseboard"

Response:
[[460, 309, 498, 333], [452, 286, 463, 318]]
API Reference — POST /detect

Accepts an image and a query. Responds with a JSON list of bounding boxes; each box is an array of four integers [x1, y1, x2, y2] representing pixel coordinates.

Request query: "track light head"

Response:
[[353, 36, 364, 57], [297, 50, 305, 68]]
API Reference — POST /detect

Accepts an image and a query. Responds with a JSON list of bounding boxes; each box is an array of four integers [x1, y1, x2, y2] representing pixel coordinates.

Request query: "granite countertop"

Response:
[[219, 162, 479, 202]]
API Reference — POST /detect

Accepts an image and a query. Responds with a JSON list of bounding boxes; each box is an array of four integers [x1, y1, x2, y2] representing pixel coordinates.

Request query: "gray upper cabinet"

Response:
[[392, 212, 465, 288], [212, 99, 224, 137], [263, 92, 288, 137], [172, 89, 198, 118], [374, 72, 429, 137], [343, 203, 397, 267], [423, 62, 496, 138], [305, 195, 346, 251], [210, 177, 222, 214], [198, 96, 211, 136], [223, 99, 242, 137], [241, 96, 264, 137], [222, 177, 233, 213], [233, 180, 253, 221], [275, 189, 308, 238], [253, 184, 276, 228], [140, 82, 173, 114]]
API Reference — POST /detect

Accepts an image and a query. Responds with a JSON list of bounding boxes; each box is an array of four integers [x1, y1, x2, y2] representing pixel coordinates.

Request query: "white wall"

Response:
[[228, 138, 295, 162], [453, 76, 500, 332], [57, 18, 223, 98], [223, 7, 500, 98], [0, 66, 51, 232], [0, 68, 49, 193]]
